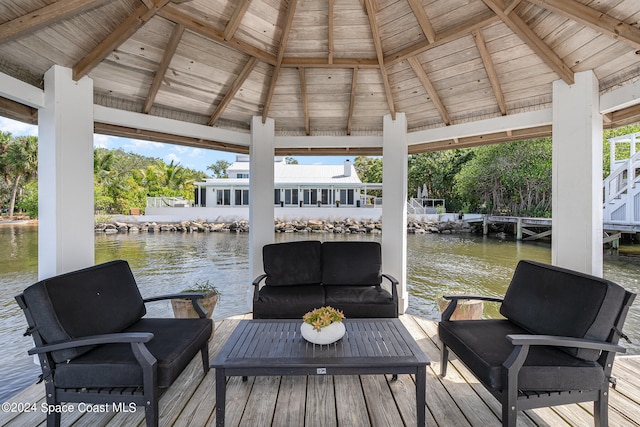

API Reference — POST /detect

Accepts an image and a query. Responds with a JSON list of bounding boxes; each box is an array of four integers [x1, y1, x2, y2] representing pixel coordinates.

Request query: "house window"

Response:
[[274, 189, 281, 205], [216, 189, 231, 205], [340, 189, 354, 205], [237, 173, 249, 178], [284, 189, 298, 205], [234, 189, 249, 205], [303, 189, 317, 205], [321, 189, 331, 205]]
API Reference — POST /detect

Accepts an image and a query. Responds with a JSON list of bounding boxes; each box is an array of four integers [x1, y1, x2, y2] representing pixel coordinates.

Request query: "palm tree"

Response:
[[6, 135, 38, 217]]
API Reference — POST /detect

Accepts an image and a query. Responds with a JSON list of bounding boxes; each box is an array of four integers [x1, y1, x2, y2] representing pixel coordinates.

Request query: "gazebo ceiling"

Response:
[[1, 0, 640, 153]]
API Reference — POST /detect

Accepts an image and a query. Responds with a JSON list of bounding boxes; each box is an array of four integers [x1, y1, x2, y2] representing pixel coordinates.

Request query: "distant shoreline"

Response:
[[0, 218, 37, 226]]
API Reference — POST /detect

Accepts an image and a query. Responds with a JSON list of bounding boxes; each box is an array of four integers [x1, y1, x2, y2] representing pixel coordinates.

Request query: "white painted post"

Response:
[[249, 116, 275, 281], [552, 70, 603, 276], [37, 65, 95, 279], [382, 113, 408, 314]]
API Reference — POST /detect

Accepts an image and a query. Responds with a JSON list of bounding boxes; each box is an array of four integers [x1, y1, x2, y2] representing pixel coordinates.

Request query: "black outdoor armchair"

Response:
[[15, 260, 212, 427], [438, 260, 635, 427]]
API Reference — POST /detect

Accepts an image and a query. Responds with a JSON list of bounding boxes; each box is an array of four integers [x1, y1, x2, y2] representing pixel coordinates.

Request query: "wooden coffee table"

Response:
[[211, 318, 430, 426]]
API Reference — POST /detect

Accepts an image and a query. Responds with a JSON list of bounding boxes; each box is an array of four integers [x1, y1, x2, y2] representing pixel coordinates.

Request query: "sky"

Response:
[[0, 116, 355, 175]]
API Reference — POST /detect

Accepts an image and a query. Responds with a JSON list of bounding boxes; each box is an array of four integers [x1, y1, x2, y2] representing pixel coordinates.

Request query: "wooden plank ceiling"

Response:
[[1, 0, 640, 153]]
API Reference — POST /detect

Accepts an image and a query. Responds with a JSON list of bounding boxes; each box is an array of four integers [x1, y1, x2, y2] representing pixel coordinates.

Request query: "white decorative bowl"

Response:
[[300, 321, 346, 345]]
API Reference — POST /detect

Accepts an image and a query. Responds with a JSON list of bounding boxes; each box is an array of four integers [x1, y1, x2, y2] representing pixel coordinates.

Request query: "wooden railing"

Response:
[[603, 149, 640, 224]]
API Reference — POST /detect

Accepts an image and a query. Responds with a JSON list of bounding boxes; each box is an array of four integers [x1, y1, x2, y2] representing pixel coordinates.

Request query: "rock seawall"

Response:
[[95, 218, 474, 234]]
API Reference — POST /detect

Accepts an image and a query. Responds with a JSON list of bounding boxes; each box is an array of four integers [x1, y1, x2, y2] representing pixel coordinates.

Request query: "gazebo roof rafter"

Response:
[[0, 0, 639, 150]]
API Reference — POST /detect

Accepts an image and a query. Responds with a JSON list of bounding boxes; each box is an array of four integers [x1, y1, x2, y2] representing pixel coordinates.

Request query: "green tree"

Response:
[[354, 156, 383, 197], [207, 160, 231, 178], [408, 150, 473, 212], [285, 156, 298, 164], [4, 135, 38, 217], [454, 139, 552, 216]]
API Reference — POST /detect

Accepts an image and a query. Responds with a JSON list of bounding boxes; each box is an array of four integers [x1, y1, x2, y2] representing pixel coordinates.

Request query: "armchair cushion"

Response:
[[253, 285, 325, 319], [500, 260, 627, 361], [438, 319, 605, 392], [22, 260, 146, 363], [54, 318, 212, 389], [324, 285, 397, 318], [263, 240, 322, 286], [322, 241, 382, 285]]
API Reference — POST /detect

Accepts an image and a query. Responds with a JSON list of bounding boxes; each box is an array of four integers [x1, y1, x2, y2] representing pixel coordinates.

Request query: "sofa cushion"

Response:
[[253, 285, 326, 319], [500, 260, 627, 361], [54, 318, 212, 388], [324, 285, 397, 318], [22, 260, 146, 363], [322, 241, 382, 286], [438, 319, 605, 392], [263, 240, 322, 286]]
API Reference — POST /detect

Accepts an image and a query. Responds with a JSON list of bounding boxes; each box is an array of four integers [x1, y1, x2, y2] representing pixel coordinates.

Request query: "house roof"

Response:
[[200, 160, 363, 185], [1, 0, 640, 153]]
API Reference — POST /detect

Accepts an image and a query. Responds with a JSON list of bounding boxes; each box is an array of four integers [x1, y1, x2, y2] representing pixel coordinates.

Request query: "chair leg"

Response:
[[201, 345, 210, 373], [143, 398, 159, 427], [501, 396, 517, 427], [594, 389, 609, 427], [440, 344, 449, 377], [46, 411, 61, 427]]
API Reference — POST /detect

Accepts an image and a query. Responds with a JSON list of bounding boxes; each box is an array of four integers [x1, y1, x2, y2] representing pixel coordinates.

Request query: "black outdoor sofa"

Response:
[[252, 240, 399, 319], [438, 260, 635, 427], [15, 260, 212, 427]]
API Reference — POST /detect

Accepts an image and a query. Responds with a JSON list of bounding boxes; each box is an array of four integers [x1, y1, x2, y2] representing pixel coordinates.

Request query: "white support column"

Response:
[[552, 70, 603, 276], [382, 113, 408, 314], [38, 65, 95, 279], [249, 116, 275, 280]]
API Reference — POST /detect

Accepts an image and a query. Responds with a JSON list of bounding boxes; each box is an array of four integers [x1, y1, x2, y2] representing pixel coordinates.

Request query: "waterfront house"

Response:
[[1, 0, 640, 311], [193, 156, 382, 209]]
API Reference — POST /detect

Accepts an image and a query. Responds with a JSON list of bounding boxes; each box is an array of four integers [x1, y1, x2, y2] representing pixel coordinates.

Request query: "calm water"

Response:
[[2, 226, 640, 402]]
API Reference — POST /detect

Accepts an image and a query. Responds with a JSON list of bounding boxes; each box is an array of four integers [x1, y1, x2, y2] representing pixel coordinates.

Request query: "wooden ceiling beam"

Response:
[[143, 23, 184, 114], [281, 57, 378, 68], [407, 56, 450, 125], [504, 0, 523, 15], [347, 67, 359, 136], [386, 12, 499, 65], [208, 56, 258, 126], [262, 0, 298, 123], [473, 29, 507, 116], [364, 0, 396, 120], [482, 0, 574, 84], [299, 67, 310, 135], [0, 0, 110, 43], [158, 4, 276, 65], [94, 122, 250, 153], [224, 0, 252, 41], [73, 0, 171, 80], [328, 0, 335, 64], [528, 0, 640, 50], [407, 0, 436, 43]]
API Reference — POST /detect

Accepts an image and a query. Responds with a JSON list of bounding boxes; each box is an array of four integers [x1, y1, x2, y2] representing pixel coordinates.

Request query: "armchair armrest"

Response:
[[381, 273, 399, 300], [440, 294, 503, 321], [506, 334, 627, 354], [27, 332, 154, 355], [144, 293, 207, 318], [252, 274, 267, 302]]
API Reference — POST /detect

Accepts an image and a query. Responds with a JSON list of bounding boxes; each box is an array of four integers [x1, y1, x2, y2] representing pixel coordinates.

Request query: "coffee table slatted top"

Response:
[[213, 318, 429, 369]]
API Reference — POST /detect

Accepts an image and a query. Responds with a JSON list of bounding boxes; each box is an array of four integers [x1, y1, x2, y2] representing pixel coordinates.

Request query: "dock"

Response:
[[2, 314, 639, 426], [468, 215, 640, 245]]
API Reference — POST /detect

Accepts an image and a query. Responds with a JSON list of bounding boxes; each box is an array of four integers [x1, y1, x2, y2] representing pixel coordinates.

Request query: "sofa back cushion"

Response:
[[322, 241, 382, 286], [22, 260, 146, 363], [263, 240, 323, 286], [500, 260, 627, 361]]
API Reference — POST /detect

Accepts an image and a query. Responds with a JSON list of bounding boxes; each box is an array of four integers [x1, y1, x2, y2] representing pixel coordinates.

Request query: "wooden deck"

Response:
[[2, 314, 640, 427]]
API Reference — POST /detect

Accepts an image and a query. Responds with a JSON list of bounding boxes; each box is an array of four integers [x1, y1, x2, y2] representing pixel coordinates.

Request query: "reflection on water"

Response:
[[1, 226, 640, 402]]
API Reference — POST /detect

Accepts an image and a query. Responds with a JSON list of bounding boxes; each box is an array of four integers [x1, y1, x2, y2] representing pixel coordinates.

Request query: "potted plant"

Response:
[[171, 280, 221, 319], [300, 306, 346, 345]]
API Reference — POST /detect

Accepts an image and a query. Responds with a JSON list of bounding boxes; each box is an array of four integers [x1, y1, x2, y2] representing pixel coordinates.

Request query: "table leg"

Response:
[[416, 365, 426, 427], [215, 368, 226, 427]]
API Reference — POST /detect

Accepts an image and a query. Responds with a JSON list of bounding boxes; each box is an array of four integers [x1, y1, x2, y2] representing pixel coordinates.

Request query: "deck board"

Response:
[[2, 314, 640, 427]]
